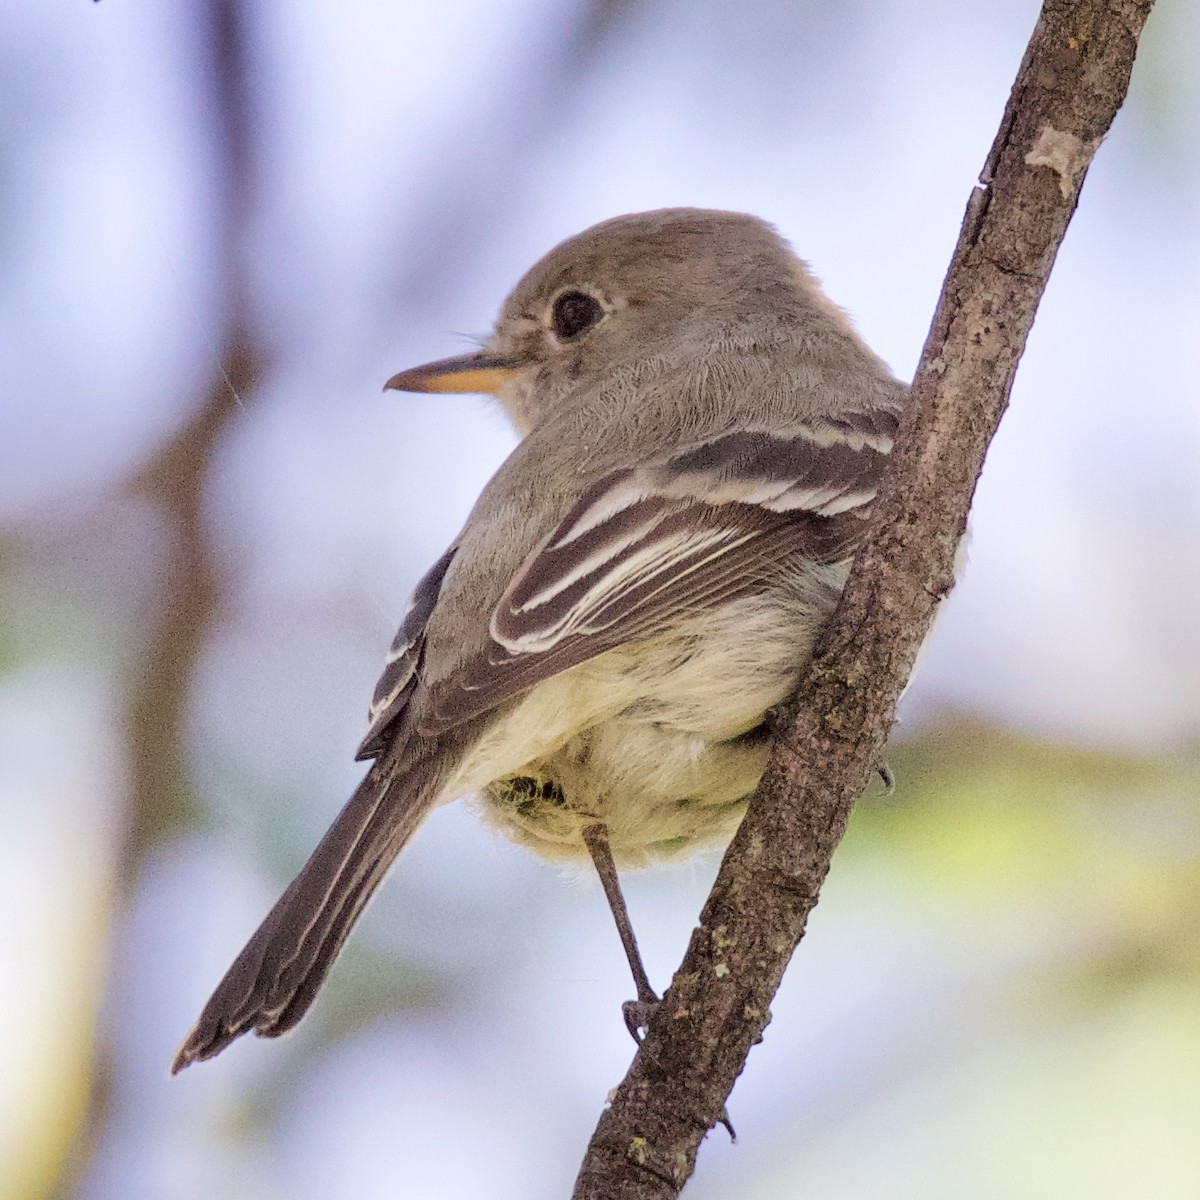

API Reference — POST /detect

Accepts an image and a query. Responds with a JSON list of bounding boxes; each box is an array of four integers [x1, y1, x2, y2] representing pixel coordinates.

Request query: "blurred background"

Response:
[[2, 0, 1198, 1197]]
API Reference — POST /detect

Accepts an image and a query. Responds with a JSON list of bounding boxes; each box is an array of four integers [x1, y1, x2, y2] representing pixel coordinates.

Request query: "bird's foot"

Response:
[[621, 995, 737, 1141], [622, 995, 660, 1043]]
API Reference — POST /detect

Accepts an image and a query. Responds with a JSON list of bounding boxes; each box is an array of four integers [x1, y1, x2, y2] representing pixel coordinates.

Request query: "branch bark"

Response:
[[572, 1, 1157, 1195]]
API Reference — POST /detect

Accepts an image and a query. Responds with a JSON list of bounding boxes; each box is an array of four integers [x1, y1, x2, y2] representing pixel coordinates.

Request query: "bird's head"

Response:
[[386, 208, 844, 434]]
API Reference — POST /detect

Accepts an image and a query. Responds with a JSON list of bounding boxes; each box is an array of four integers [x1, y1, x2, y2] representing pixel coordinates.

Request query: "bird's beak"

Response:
[[384, 351, 521, 396]]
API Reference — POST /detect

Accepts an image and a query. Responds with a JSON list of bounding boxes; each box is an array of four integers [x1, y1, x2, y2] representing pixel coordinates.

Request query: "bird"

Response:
[[172, 207, 906, 1072]]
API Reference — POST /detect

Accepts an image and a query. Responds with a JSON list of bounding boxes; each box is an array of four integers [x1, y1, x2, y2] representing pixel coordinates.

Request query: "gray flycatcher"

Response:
[[172, 208, 906, 1072]]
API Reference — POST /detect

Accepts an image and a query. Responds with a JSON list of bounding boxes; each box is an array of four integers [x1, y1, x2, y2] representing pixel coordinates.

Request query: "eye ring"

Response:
[[549, 289, 605, 342]]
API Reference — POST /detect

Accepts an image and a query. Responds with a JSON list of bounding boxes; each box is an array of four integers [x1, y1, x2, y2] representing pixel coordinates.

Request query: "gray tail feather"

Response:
[[171, 744, 447, 1073]]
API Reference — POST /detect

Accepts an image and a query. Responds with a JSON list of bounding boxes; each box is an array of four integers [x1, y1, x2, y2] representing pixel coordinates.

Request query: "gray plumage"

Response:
[[173, 208, 906, 1072]]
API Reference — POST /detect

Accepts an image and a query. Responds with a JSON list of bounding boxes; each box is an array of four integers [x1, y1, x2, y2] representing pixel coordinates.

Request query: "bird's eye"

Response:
[[550, 290, 604, 342]]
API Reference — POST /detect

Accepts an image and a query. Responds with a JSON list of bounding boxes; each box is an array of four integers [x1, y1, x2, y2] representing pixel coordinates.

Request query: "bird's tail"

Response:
[[171, 744, 448, 1073]]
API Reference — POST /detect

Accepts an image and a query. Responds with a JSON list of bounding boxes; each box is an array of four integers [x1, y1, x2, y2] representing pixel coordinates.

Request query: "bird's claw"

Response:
[[622, 996, 660, 1043], [621, 996, 736, 1141]]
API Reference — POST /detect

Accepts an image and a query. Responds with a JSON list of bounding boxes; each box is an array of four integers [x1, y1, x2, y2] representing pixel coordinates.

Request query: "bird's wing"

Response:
[[356, 546, 457, 758], [358, 410, 898, 746]]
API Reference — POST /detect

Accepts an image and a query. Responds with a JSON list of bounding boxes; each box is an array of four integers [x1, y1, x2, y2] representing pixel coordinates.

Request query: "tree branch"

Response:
[[572, 1, 1157, 1195]]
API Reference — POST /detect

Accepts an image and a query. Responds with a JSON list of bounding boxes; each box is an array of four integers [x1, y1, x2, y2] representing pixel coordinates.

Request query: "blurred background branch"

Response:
[[121, 0, 263, 867], [49, 1, 263, 1195]]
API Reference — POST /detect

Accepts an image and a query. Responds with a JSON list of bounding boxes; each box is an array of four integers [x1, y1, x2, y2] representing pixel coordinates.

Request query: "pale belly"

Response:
[[441, 575, 844, 866], [479, 715, 773, 865]]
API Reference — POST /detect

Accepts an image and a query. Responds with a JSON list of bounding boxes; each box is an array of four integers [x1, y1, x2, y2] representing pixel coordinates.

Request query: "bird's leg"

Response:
[[581, 821, 660, 1041], [580, 820, 737, 1140]]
